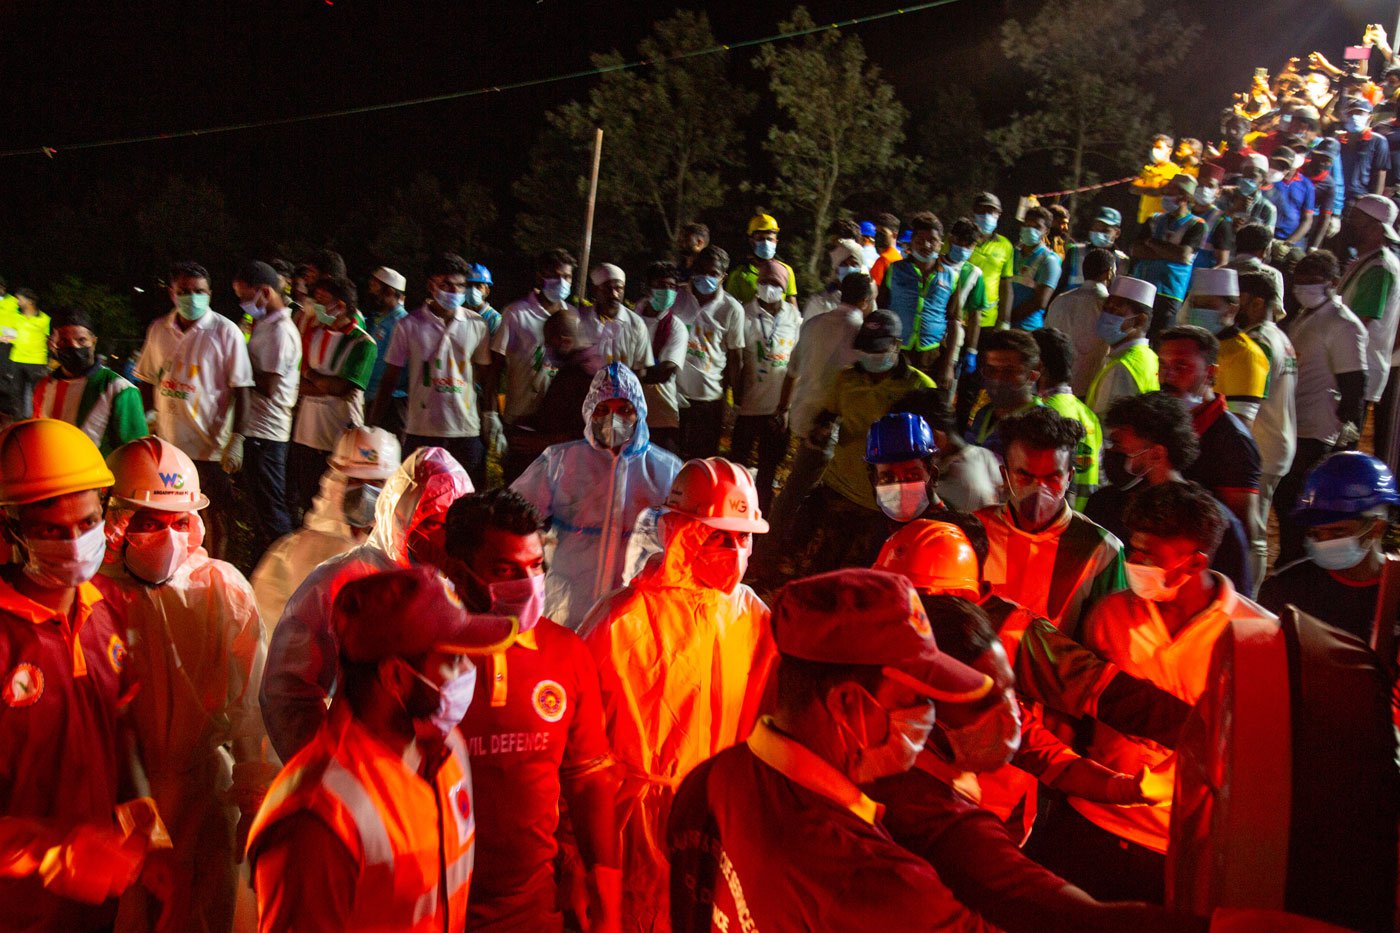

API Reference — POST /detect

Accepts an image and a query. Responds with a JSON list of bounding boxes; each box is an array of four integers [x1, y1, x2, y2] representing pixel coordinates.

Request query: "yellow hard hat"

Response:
[[747, 212, 780, 235], [106, 437, 209, 512], [0, 418, 115, 506]]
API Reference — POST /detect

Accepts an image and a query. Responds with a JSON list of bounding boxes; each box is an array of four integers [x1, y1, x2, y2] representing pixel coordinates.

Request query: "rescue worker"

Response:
[[513, 363, 682, 631], [667, 569, 996, 932], [1087, 276, 1160, 419], [260, 446, 473, 761], [95, 436, 277, 932], [249, 426, 402, 633], [443, 490, 621, 933], [1033, 328, 1103, 510], [581, 458, 775, 931], [976, 406, 1126, 638], [0, 419, 159, 930], [247, 567, 516, 932], [1259, 451, 1400, 643]]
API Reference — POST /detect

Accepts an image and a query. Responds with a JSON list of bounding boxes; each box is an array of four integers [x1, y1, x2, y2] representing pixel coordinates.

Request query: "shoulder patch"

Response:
[[107, 634, 127, 673], [531, 679, 568, 723], [3, 663, 44, 707]]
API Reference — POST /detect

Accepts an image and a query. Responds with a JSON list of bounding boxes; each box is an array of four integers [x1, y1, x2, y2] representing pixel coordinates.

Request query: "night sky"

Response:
[[0, 0, 1389, 297]]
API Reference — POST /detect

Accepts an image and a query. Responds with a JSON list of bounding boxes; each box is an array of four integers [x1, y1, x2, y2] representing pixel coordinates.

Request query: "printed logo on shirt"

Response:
[[466, 732, 551, 755], [531, 679, 567, 723], [2, 663, 44, 708], [107, 634, 127, 673]]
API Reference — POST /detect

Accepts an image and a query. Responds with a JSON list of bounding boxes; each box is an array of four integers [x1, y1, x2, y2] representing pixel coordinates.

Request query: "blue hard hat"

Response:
[[465, 263, 492, 285], [860, 221, 877, 238], [1294, 451, 1400, 525], [865, 413, 938, 464], [897, 229, 913, 244]]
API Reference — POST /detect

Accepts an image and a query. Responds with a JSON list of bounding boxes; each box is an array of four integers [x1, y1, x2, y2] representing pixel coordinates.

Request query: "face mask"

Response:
[[435, 288, 467, 311], [1088, 231, 1114, 248], [1151, 145, 1171, 164], [1173, 391, 1204, 411], [55, 345, 95, 374], [1103, 447, 1151, 489], [464, 286, 486, 309], [1160, 196, 1180, 213], [753, 239, 777, 260], [342, 483, 382, 529], [1294, 283, 1330, 309], [836, 263, 861, 281], [1125, 559, 1189, 602], [175, 293, 210, 321], [973, 212, 998, 235], [692, 274, 721, 296], [859, 351, 898, 374], [123, 528, 190, 586], [1344, 114, 1368, 133], [845, 693, 938, 784], [1019, 227, 1044, 247], [239, 298, 266, 322], [876, 481, 930, 523], [946, 244, 974, 264], [1236, 177, 1260, 196], [312, 302, 338, 326], [982, 376, 1027, 410], [756, 283, 784, 304], [650, 288, 678, 312], [942, 694, 1022, 772], [542, 277, 571, 304], [1266, 169, 1284, 185], [22, 522, 107, 588], [1195, 188, 1217, 207], [1185, 305, 1226, 335], [594, 413, 636, 449], [909, 248, 934, 263], [1011, 480, 1063, 529], [397, 659, 478, 741], [1305, 533, 1370, 571], [1096, 311, 1128, 344], [692, 543, 746, 592], [487, 574, 546, 633]]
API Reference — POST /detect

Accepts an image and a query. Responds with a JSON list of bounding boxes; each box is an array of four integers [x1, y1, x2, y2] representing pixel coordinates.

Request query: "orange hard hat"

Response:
[[106, 437, 209, 512], [663, 457, 770, 533], [873, 519, 980, 599], [0, 418, 114, 506]]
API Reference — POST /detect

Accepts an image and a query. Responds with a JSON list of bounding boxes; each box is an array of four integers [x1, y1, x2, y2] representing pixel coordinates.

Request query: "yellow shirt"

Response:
[[1135, 161, 1181, 223], [9, 310, 50, 365], [1215, 328, 1269, 401]]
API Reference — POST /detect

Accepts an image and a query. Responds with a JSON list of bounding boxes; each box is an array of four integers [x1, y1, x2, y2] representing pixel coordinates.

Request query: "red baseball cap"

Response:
[[333, 567, 517, 662], [770, 568, 992, 703]]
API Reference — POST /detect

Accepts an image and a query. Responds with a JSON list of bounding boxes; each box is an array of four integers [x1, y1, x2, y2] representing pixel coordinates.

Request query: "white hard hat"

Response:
[[1189, 267, 1239, 299], [372, 267, 407, 292], [105, 437, 209, 512], [1108, 275, 1157, 309], [663, 457, 770, 533], [330, 426, 402, 481]]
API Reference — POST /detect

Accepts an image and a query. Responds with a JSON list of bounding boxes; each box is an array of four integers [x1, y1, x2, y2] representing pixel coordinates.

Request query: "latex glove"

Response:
[[1337, 421, 1362, 449], [961, 349, 978, 376], [39, 823, 145, 904], [586, 865, 623, 933], [221, 433, 245, 474], [485, 411, 506, 457]]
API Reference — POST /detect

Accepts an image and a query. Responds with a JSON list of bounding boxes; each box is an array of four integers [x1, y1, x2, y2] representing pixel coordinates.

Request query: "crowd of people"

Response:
[[6, 27, 1400, 933]]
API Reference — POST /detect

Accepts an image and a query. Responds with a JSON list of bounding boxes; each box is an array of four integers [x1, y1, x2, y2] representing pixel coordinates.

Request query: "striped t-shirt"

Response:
[[32, 365, 147, 454], [293, 319, 376, 451]]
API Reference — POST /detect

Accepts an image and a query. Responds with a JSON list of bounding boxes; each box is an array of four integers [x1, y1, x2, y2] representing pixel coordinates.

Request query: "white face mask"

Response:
[[1125, 560, 1188, 602], [487, 574, 546, 633], [1305, 533, 1370, 571], [594, 413, 636, 449], [1008, 477, 1064, 529], [756, 283, 784, 304], [844, 691, 939, 783], [399, 659, 479, 741], [941, 691, 1022, 772], [1293, 283, 1331, 309], [123, 527, 191, 586], [22, 522, 107, 588], [876, 481, 931, 523]]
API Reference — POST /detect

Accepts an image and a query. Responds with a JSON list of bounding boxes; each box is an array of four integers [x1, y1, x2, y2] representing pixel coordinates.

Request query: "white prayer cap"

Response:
[[1189, 267, 1239, 298], [1108, 275, 1157, 308], [590, 263, 626, 286], [829, 238, 869, 272], [372, 267, 406, 292]]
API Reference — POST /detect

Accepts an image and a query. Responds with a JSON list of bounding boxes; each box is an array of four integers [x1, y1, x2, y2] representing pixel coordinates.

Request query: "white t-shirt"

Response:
[[244, 307, 301, 442], [135, 310, 254, 461], [637, 307, 688, 429], [737, 299, 801, 416], [802, 287, 841, 322], [1245, 319, 1298, 477], [1288, 297, 1368, 444], [673, 288, 745, 402], [787, 304, 863, 437], [387, 304, 494, 438], [577, 305, 653, 375], [1044, 282, 1109, 398], [492, 293, 564, 424]]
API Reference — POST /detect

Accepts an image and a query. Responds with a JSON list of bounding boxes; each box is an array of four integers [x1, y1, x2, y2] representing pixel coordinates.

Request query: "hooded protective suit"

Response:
[[513, 363, 682, 630], [259, 447, 472, 761], [249, 468, 368, 637], [94, 506, 275, 933], [579, 513, 775, 933]]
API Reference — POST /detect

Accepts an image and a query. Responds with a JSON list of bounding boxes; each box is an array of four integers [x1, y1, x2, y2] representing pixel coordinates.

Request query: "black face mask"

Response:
[[56, 345, 95, 375], [1103, 448, 1148, 490]]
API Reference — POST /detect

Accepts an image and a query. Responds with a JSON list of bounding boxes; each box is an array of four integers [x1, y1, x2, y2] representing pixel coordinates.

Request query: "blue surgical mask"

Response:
[[1186, 305, 1226, 335], [465, 286, 486, 308], [1236, 178, 1260, 197], [753, 239, 777, 260], [1161, 196, 1180, 213], [974, 212, 999, 235], [1345, 113, 1368, 133], [313, 302, 338, 326], [836, 264, 860, 281], [1305, 533, 1370, 571], [542, 277, 571, 304], [909, 248, 934, 263], [650, 287, 677, 312], [175, 293, 210, 321], [1020, 227, 1043, 247], [1096, 311, 1128, 344], [946, 244, 973, 264], [859, 351, 898, 373], [692, 275, 721, 296], [434, 289, 467, 311], [239, 299, 266, 322], [1088, 230, 1114, 248]]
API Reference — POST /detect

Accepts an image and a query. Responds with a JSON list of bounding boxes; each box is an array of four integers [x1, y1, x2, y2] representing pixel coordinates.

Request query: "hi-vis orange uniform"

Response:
[[246, 704, 475, 932]]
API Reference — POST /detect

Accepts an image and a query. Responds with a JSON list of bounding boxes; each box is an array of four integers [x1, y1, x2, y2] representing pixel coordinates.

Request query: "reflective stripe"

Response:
[[322, 759, 396, 867]]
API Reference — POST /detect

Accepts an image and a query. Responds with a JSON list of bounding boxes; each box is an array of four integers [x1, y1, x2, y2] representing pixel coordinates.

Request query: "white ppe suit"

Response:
[[258, 447, 472, 761], [513, 363, 682, 630], [94, 507, 275, 933], [579, 513, 776, 932]]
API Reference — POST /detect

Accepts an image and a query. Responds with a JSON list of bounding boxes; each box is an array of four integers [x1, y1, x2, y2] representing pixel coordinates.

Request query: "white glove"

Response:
[[221, 433, 245, 474], [1337, 422, 1362, 449], [486, 412, 506, 458]]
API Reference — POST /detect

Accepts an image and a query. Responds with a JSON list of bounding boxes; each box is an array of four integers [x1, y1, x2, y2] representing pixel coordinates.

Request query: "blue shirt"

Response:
[[1266, 173, 1316, 240], [1010, 245, 1061, 331], [475, 303, 502, 336], [1133, 211, 1207, 301], [1341, 131, 1390, 204], [366, 304, 409, 398], [885, 258, 964, 351]]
